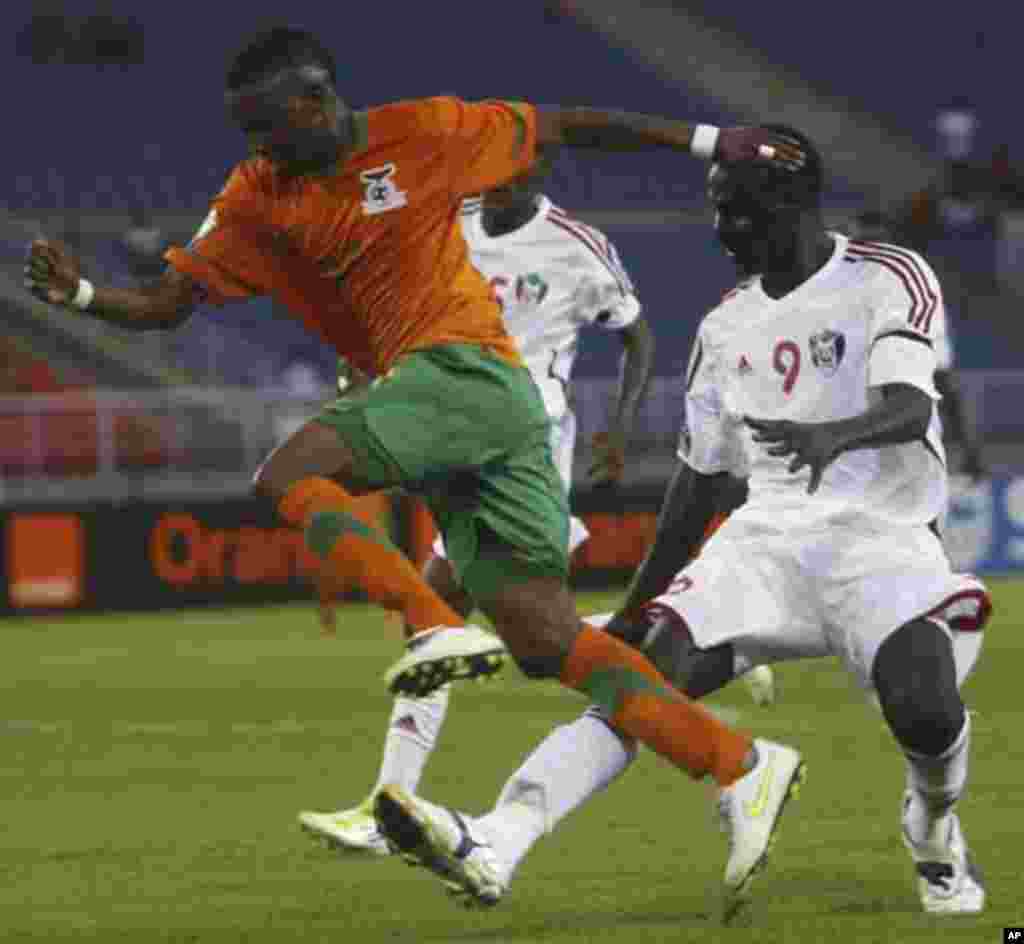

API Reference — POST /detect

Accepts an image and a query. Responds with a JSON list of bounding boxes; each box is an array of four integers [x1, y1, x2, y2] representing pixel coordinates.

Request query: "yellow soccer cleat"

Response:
[[298, 798, 391, 856]]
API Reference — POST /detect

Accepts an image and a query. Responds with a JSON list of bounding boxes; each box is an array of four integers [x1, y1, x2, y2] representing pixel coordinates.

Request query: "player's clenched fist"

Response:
[[24, 239, 81, 306]]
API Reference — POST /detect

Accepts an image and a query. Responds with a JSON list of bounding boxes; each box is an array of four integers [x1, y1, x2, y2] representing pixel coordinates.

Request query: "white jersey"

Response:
[[460, 195, 641, 418], [680, 233, 947, 529]]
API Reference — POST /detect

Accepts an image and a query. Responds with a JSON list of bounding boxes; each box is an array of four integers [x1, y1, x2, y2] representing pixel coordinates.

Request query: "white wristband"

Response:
[[690, 124, 720, 160], [71, 278, 95, 311]]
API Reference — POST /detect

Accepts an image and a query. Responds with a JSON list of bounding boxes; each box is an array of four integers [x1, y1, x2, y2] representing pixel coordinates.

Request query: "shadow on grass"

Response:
[[418, 906, 713, 943]]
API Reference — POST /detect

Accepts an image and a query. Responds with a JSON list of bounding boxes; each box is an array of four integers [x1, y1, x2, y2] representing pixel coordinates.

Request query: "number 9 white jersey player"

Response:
[[604, 127, 990, 915]]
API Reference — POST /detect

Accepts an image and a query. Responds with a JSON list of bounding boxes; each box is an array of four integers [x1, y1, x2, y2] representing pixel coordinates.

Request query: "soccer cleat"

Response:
[[298, 799, 391, 857], [717, 739, 805, 919], [374, 785, 508, 907], [741, 665, 777, 706], [383, 626, 507, 697], [901, 791, 985, 914]]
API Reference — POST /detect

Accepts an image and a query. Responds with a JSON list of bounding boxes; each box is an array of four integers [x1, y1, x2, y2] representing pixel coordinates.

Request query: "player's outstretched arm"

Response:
[[612, 463, 731, 624], [25, 239, 196, 331], [746, 383, 933, 494], [536, 109, 805, 168], [590, 315, 655, 485]]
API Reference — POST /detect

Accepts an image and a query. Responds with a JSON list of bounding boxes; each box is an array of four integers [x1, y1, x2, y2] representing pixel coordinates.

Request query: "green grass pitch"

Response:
[[2, 584, 1022, 942]]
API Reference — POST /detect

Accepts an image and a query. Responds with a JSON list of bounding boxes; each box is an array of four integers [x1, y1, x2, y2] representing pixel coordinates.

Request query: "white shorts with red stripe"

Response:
[[649, 512, 990, 691]]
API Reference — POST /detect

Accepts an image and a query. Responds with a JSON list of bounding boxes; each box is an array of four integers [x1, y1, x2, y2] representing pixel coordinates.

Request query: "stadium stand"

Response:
[[2, 2, 1023, 490]]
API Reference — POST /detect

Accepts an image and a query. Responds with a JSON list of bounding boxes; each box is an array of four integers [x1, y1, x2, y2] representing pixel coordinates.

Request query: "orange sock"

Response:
[[279, 476, 463, 632], [561, 624, 752, 786]]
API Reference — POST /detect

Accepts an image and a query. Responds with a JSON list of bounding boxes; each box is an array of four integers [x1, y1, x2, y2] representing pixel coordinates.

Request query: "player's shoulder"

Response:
[[542, 202, 634, 284], [366, 96, 492, 145], [215, 158, 277, 212], [224, 157, 271, 188], [842, 238, 941, 292], [364, 98, 450, 148], [543, 201, 612, 248], [704, 276, 760, 325]]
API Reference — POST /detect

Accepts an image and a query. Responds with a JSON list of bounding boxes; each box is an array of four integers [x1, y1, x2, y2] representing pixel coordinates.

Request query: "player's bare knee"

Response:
[[509, 617, 578, 680], [635, 608, 733, 699], [479, 579, 581, 679], [874, 618, 965, 754], [422, 554, 474, 621], [254, 420, 362, 503]]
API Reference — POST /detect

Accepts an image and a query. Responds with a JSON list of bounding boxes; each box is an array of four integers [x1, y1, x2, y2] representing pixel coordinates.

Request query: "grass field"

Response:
[[2, 584, 1022, 943]]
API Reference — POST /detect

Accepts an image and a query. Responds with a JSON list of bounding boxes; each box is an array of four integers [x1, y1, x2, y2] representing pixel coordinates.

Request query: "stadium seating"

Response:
[[0, 4, 731, 212], [695, 4, 1021, 161]]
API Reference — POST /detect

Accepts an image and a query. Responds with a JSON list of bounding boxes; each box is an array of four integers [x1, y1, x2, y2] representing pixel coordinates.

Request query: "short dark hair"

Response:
[[226, 27, 336, 91], [758, 124, 825, 206]]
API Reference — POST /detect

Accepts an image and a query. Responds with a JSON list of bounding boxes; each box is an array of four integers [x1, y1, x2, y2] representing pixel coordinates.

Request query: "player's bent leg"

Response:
[[419, 552, 476, 631], [256, 419, 465, 633], [307, 551, 486, 857], [376, 709, 638, 906], [602, 606, 737, 700], [872, 618, 966, 757], [872, 618, 985, 914], [483, 576, 805, 910], [585, 610, 774, 705]]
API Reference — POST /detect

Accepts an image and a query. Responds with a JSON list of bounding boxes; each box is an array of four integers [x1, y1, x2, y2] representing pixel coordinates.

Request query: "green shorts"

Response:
[[317, 344, 570, 598]]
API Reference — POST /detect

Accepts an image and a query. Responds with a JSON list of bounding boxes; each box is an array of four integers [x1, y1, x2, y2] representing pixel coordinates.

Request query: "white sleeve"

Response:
[[677, 329, 737, 475], [866, 250, 944, 399], [571, 237, 641, 330]]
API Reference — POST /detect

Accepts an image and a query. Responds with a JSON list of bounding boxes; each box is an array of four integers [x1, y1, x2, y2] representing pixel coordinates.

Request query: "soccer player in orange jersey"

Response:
[[25, 27, 806, 909]]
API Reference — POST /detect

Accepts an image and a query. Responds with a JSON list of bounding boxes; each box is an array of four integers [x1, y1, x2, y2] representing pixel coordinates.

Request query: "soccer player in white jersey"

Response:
[[845, 210, 987, 484], [372, 126, 988, 917], [298, 152, 659, 854], [605, 126, 990, 914]]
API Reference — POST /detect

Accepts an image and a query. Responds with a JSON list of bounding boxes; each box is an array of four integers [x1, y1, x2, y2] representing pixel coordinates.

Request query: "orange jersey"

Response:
[[165, 97, 537, 373]]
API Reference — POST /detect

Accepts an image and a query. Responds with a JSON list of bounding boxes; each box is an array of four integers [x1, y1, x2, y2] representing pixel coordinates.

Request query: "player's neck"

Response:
[[480, 198, 541, 238], [760, 230, 835, 300]]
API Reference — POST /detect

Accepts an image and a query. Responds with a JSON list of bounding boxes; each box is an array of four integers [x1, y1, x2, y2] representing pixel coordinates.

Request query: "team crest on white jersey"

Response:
[[809, 329, 846, 375], [515, 273, 549, 306], [361, 163, 408, 215]]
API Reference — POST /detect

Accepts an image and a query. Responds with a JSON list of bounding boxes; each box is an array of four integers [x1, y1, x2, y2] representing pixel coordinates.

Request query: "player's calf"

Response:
[[606, 605, 736, 700], [873, 617, 984, 913], [872, 618, 966, 757]]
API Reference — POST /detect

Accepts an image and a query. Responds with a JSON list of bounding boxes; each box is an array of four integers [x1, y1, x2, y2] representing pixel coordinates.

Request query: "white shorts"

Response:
[[433, 408, 590, 560], [651, 512, 990, 691]]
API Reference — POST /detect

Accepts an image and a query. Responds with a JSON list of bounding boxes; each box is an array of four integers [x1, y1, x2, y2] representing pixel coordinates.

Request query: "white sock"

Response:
[[475, 709, 637, 877], [371, 685, 450, 797], [904, 712, 971, 820]]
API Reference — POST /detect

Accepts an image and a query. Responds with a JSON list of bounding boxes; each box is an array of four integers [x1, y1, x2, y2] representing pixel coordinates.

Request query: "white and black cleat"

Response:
[[374, 785, 508, 907], [902, 791, 985, 914], [383, 626, 506, 697]]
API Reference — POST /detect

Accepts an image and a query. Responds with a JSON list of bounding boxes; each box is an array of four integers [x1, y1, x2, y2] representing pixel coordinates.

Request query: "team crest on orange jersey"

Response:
[[360, 163, 408, 215]]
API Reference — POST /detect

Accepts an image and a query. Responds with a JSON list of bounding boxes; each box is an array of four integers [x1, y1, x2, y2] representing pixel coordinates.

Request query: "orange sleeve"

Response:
[[163, 165, 280, 305], [373, 97, 537, 198]]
